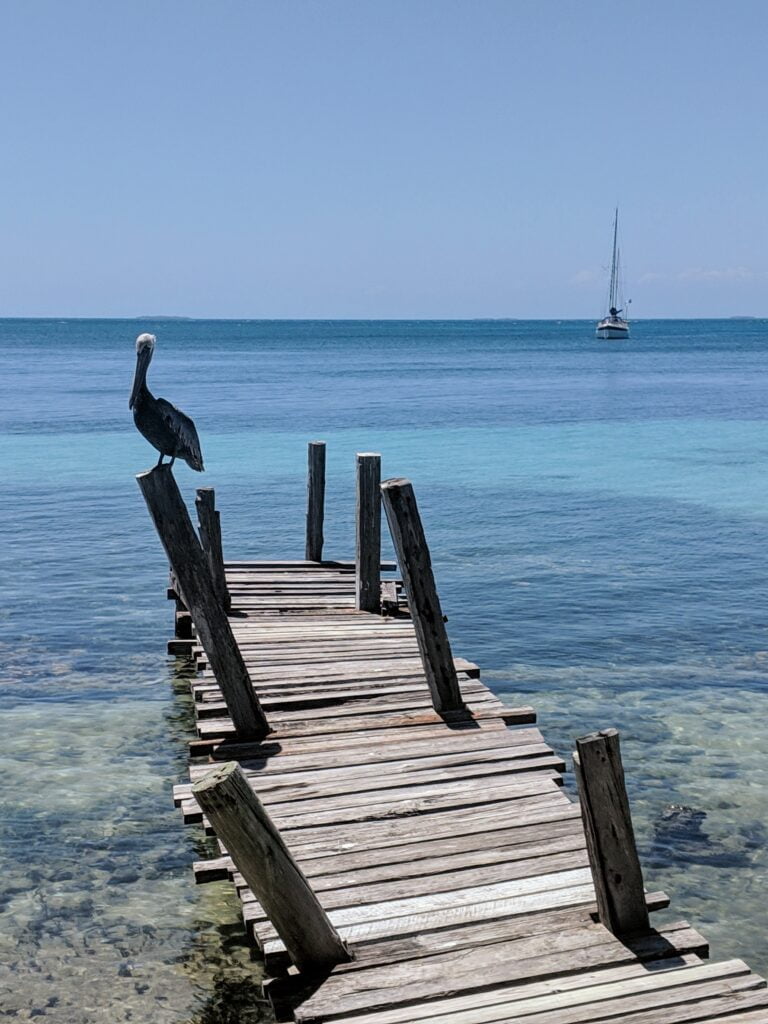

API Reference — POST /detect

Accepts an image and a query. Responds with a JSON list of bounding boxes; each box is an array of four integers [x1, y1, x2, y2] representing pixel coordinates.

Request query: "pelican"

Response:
[[129, 333, 204, 470]]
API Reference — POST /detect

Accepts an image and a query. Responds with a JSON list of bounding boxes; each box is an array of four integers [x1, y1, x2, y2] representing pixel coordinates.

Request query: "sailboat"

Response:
[[596, 209, 630, 339]]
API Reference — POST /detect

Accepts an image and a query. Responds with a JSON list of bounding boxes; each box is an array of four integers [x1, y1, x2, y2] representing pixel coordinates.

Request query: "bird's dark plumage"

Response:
[[130, 333, 204, 471]]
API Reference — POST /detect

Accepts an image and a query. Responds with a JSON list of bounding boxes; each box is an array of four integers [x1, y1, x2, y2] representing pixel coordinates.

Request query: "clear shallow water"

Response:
[[1, 317, 768, 1019]]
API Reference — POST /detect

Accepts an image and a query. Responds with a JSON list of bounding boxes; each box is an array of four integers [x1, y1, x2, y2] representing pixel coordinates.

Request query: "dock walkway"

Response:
[[171, 559, 768, 1024]]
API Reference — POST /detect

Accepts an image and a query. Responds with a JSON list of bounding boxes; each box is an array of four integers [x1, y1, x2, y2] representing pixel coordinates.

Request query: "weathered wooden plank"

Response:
[[193, 810, 583, 885], [197, 704, 532, 742], [574, 728, 650, 937], [195, 818, 585, 887], [404, 972, 767, 1024], [195, 688, 503, 722], [214, 797, 575, 866], [231, 773, 564, 834], [289, 925, 717, 1023], [243, 851, 591, 929], [259, 879, 628, 962], [380, 478, 464, 712], [202, 713, 533, 760], [308, 947, 718, 1024], [137, 464, 269, 740], [176, 738, 560, 800], [256, 866, 592, 943], [192, 762, 349, 973], [182, 757, 563, 827]]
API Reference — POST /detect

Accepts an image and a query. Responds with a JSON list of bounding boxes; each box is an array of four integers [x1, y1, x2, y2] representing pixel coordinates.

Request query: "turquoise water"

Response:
[[2, 318, 768, 1020]]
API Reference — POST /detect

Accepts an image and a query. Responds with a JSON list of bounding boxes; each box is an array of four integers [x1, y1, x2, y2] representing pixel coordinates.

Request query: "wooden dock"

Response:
[[139, 447, 768, 1024]]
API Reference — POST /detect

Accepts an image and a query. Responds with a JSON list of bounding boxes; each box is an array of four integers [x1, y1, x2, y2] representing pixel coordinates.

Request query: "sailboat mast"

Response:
[[609, 208, 619, 310]]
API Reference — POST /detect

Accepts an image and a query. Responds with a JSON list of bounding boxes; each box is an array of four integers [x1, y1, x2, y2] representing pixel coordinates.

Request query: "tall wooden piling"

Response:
[[380, 478, 465, 713], [193, 762, 350, 973], [196, 487, 231, 611], [137, 465, 269, 740], [573, 728, 650, 936], [306, 441, 326, 562], [355, 453, 381, 612]]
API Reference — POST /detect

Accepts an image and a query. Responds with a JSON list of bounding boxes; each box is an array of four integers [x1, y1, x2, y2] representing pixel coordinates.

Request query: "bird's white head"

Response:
[[136, 333, 156, 354], [130, 333, 156, 409]]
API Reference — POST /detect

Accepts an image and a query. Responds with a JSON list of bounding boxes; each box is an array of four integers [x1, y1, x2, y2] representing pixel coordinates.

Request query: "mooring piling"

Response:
[[355, 452, 382, 613], [196, 487, 231, 611], [192, 761, 350, 973], [137, 464, 270, 740], [573, 728, 650, 936], [306, 440, 326, 562], [380, 477, 465, 713]]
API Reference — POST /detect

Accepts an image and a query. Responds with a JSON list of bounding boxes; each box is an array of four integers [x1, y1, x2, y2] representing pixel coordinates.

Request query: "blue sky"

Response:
[[1, 1, 766, 318]]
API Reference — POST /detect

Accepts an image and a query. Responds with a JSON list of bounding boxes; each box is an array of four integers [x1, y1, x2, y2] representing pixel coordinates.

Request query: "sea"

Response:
[[1, 317, 767, 1022]]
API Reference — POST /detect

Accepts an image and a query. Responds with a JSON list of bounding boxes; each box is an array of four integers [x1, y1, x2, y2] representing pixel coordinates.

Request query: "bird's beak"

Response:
[[129, 346, 152, 409]]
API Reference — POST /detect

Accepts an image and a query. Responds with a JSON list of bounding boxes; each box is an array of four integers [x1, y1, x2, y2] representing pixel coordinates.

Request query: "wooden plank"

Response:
[[260, 881, 645, 961], [176, 738, 560, 799], [242, 850, 591, 926], [311, 948, 723, 1024], [195, 817, 582, 886], [256, 867, 592, 943], [290, 925, 717, 1023], [202, 714, 535, 760], [190, 724, 547, 776], [196, 705, 533, 742]]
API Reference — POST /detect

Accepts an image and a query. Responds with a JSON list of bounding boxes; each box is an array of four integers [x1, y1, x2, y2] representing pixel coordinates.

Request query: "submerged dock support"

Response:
[[137, 465, 270, 740], [381, 477, 465, 713], [306, 440, 326, 562], [355, 452, 381, 612], [193, 762, 350, 973], [196, 487, 231, 611], [573, 728, 650, 936]]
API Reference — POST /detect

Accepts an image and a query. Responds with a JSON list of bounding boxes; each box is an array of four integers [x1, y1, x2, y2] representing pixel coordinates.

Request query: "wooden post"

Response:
[[573, 728, 650, 936], [137, 465, 269, 740], [355, 452, 381, 612], [196, 487, 231, 611], [305, 441, 326, 562], [380, 478, 465, 713], [193, 762, 350, 972]]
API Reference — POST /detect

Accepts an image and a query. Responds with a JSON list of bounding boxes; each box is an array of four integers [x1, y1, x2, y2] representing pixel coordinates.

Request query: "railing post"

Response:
[[355, 452, 381, 612], [380, 478, 465, 713], [193, 762, 350, 973], [573, 728, 650, 936], [137, 465, 269, 740], [196, 487, 231, 611], [305, 441, 326, 562]]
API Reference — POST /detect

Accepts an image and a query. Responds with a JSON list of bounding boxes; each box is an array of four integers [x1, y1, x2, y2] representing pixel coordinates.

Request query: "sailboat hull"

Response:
[[596, 319, 630, 339]]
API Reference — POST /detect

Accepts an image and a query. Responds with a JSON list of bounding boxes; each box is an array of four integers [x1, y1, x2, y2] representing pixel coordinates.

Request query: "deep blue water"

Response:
[[2, 318, 768, 1021]]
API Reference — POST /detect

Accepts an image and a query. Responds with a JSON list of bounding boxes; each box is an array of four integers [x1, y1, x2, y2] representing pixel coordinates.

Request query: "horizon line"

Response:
[[0, 315, 765, 323]]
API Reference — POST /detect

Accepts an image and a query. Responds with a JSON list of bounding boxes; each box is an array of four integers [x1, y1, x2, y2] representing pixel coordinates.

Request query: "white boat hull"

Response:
[[596, 319, 630, 339]]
